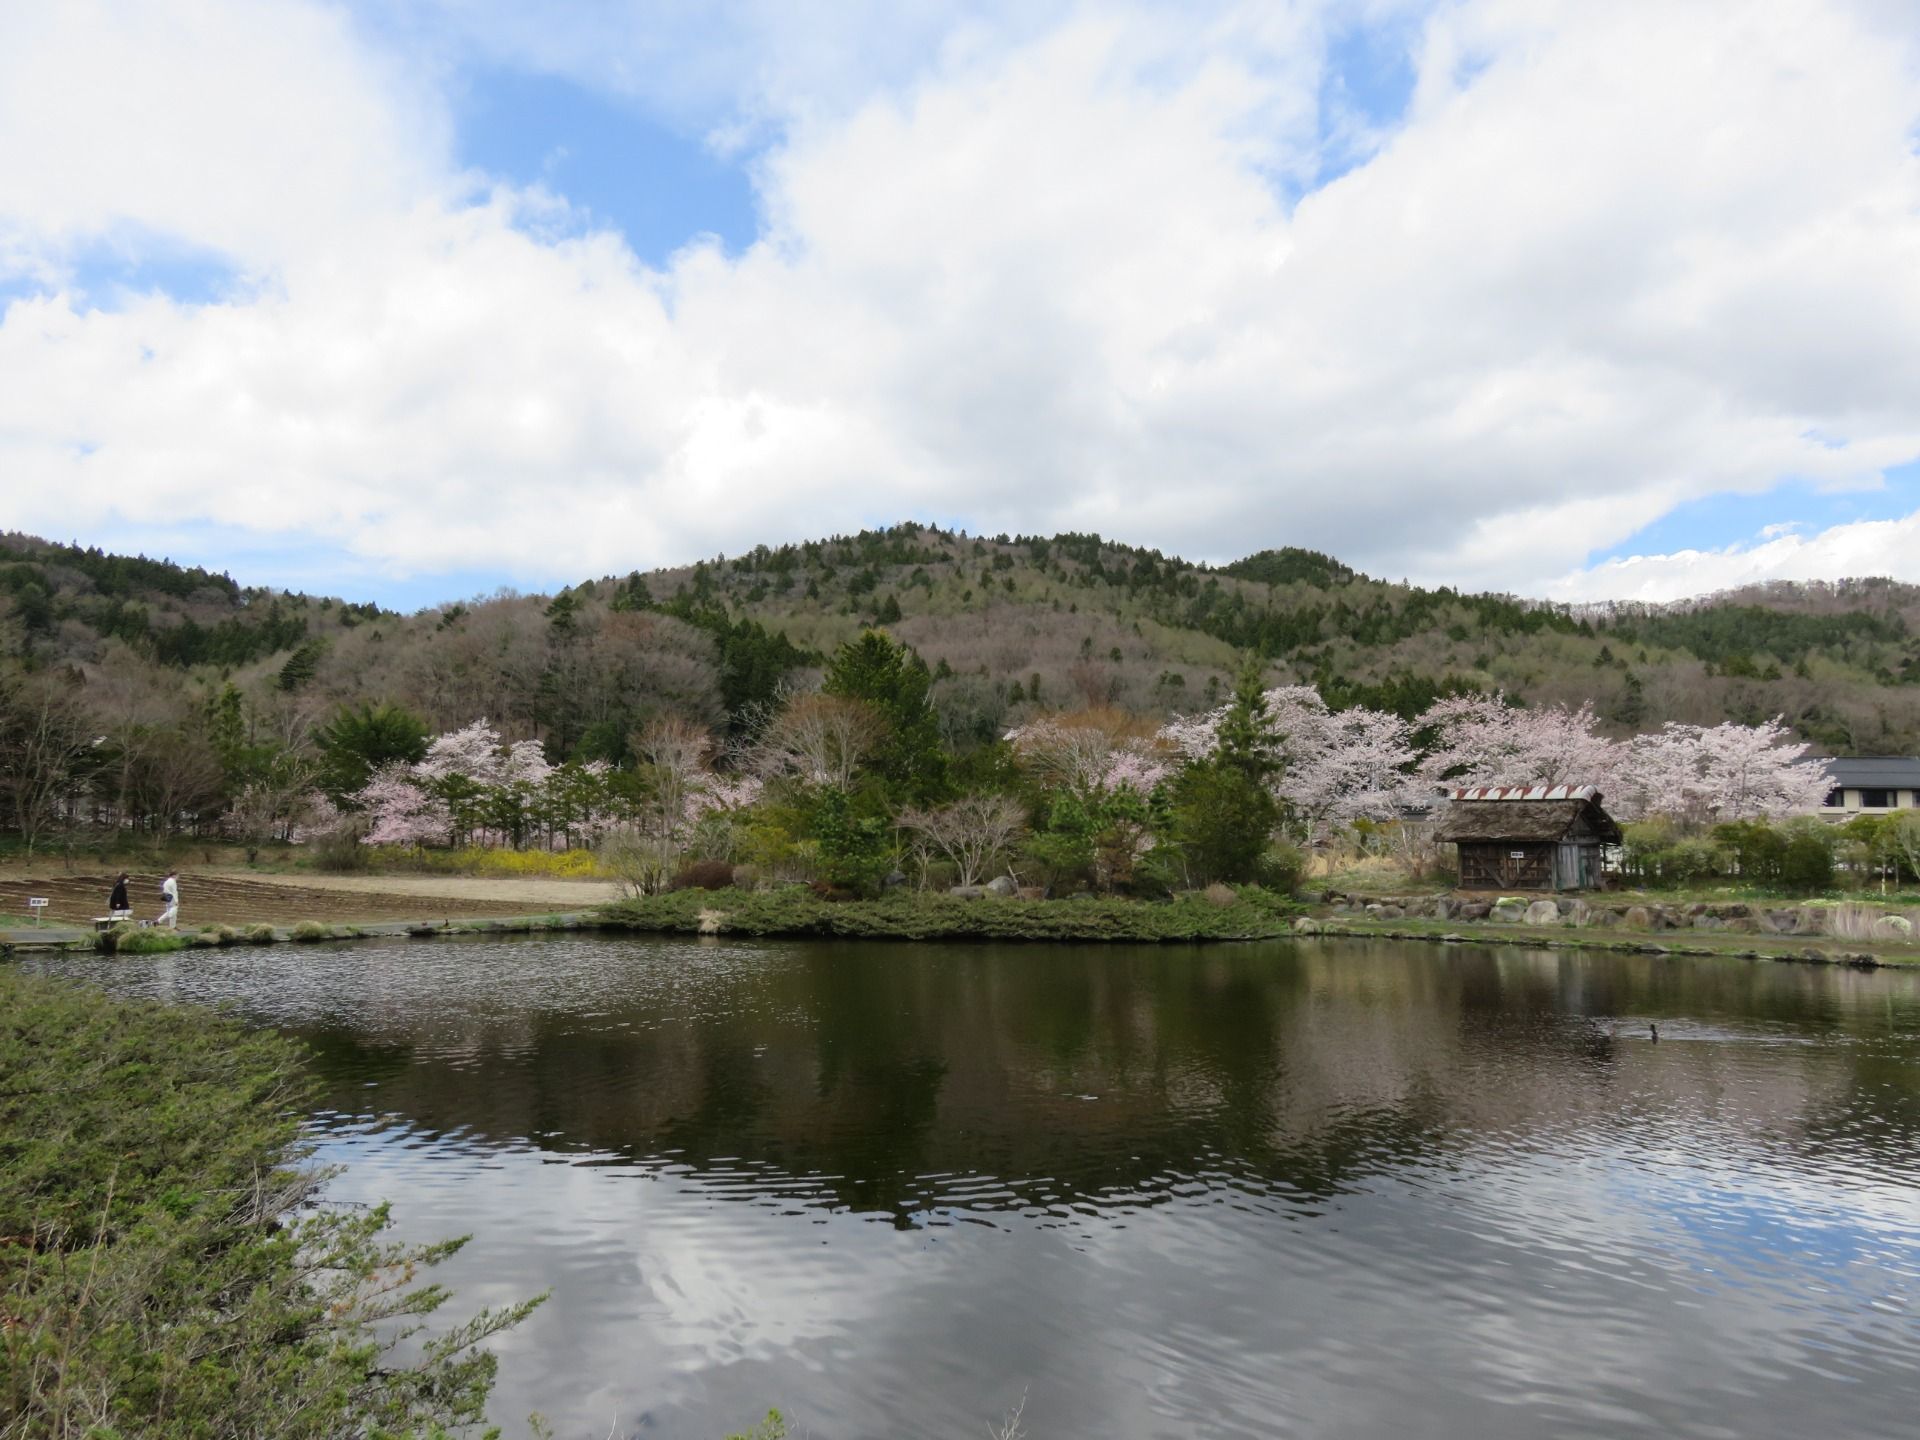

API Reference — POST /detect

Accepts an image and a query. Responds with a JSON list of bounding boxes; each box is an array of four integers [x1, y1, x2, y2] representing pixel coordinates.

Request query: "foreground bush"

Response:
[[603, 886, 1300, 942], [0, 970, 538, 1438], [96, 924, 188, 956]]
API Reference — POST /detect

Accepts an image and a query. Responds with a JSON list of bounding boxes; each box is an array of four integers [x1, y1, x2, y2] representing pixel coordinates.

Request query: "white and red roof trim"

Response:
[[1447, 785, 1601, 802]]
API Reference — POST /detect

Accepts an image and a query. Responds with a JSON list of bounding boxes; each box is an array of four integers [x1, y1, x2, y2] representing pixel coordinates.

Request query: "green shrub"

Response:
[[0, 969, 538, 1436], [812, 787, 894, 895], [1165, 758, 1279, 885], [1778, 829, 1835, 893], [102, 926, 188, 956], [1261, 841, 1307, 895], [289, 920, 333, 943]]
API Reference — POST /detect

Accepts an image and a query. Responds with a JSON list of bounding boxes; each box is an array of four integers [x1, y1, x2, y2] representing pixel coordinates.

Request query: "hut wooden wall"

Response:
[[1458, 841, 1555, 890]]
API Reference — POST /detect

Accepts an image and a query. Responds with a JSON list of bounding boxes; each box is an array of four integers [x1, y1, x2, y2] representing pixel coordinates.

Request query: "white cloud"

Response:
[[3, 0, 1920, 602], [1548, 509, 1920, 604]]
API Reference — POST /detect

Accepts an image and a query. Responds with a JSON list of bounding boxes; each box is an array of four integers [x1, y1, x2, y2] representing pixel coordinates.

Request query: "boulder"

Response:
[[949, 885, 987, 900], [1430, 897, 1455, 920], [1760, 910, 1798, 935], [1588, 909, 1621, 929], [1566, 899, 1592, 927], [1491, 898, 1529, 924], [985, 875, 1018, 897], [1793, 908, 1829, 936], [1457, 900, 1492, 921], [1016, 885, 1048, 901], [1870, 915, 1915, 942], [1623, 906, 1653, 931], [1292, 918, 1323, 936], [1692, 914, 1725, 932], [1523, 900, 1562, 927], [1377, 905, 1405, 920]]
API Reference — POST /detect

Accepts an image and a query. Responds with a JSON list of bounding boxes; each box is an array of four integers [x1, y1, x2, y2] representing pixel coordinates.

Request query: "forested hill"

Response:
[[4, 524, 1919, 760]]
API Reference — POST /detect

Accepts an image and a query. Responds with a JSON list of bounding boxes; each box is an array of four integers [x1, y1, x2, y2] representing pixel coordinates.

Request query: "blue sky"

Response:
[[3, 1, 1920, 607], [1587, 461, 1920, 571], [454, 69, 760, 266]]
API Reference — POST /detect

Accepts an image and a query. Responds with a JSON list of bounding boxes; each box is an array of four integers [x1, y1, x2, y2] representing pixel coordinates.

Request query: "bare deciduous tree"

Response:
[[748, 693, 886, 790], [632, 715, 711, 836], [899, 793, 1028, 888], [602, 716, 719, 896], [0, 675, 96, 857]]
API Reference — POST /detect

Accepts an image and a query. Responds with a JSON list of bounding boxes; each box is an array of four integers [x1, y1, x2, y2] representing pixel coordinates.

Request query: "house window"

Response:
[[1824, 788, 1844, 808], [1859, 788, 1893, 809]]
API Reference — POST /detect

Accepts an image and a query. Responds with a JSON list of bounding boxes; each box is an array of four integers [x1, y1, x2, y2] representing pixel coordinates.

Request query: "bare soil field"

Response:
[[0, 870, 602, 928]]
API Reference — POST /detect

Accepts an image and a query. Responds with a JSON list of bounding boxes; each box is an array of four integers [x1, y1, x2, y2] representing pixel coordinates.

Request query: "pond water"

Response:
[[26, 935, 1920, 1438]]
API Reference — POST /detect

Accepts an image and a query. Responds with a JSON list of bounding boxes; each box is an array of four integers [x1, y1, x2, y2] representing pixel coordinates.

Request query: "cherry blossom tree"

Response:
[[1159, 686, 1420, 843], [1287, 705, 1426, 837], [1417, 695, 1627, 794], [1622, 716, 1829, 824], [358, 763, 452, 846], [1006, 708, 1174, 797], [415, 719, 511, 787]]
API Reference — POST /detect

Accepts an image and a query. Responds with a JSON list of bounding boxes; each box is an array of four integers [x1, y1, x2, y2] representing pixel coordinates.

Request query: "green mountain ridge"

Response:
[[4, 524, 1918, 759]]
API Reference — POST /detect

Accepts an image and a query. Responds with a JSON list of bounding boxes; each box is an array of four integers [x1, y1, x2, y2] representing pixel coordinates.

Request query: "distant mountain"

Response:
[[4, 524, 1918, 756]]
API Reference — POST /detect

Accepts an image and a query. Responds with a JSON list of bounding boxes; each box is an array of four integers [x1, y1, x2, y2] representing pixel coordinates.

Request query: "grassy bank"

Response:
[[602, 886, 1302, 942], [0, 968, 538, 1439]]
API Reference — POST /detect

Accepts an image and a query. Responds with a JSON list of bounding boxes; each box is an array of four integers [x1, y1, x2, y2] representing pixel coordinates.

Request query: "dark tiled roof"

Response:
[[1823, 757, 1920, 788]]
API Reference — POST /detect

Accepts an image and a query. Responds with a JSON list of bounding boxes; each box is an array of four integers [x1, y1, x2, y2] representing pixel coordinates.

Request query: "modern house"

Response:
[[1436, 785, 1624, 891], [1816, 757, 1920, 817]]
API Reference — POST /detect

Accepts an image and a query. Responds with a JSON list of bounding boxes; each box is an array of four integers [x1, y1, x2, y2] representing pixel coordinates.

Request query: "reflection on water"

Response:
[[28, 936, 1920, 1439]]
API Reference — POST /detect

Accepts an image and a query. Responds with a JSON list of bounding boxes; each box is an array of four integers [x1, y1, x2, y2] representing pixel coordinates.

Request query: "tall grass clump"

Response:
[[98, 925, 188, 956]]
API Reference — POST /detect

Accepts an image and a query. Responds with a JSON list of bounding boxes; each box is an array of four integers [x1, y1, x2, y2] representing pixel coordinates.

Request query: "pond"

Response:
[[25, 935, 1920, 1438]]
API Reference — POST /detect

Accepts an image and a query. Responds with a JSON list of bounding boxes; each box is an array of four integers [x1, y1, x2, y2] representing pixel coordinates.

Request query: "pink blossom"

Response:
[[1417, 695, 1627, 795], [1006, 716, 1174, 796], [1620, 716, 1829, 823], [356, 764, 451, 846], [416, 719, 510, 785], [692, 773, 764, 816]]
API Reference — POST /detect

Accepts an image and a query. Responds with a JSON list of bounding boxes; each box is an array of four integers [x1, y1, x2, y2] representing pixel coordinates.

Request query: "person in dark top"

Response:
[[108, 873, 131, 916]]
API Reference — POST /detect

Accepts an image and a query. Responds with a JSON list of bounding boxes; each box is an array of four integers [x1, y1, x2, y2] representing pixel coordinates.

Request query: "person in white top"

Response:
[[157, 869, 180, 928]]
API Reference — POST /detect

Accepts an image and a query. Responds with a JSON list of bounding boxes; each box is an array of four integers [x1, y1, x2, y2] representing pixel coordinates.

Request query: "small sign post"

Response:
[[28, 897, 49, 926]]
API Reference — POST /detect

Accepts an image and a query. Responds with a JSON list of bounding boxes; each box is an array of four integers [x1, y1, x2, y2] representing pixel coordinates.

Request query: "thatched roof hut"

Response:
[[1435, 785, 1622, 891]]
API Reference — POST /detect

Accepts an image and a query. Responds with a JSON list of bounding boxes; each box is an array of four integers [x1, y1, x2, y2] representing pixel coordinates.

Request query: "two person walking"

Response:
[[108, 870, 179, 927]]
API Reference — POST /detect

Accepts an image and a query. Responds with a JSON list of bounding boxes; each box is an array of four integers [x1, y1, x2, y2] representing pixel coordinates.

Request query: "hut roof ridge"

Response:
[[1448, 784, 1602, 802]]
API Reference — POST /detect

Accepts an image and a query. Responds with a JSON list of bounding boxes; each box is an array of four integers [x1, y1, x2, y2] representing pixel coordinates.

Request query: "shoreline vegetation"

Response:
[[5, 880, 1915, 966], [0, 966, 541, 1439]]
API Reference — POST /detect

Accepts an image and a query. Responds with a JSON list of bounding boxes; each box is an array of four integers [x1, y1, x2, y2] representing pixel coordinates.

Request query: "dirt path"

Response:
[[227, 870, 624, 907], [0, 869, 616, 927]]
